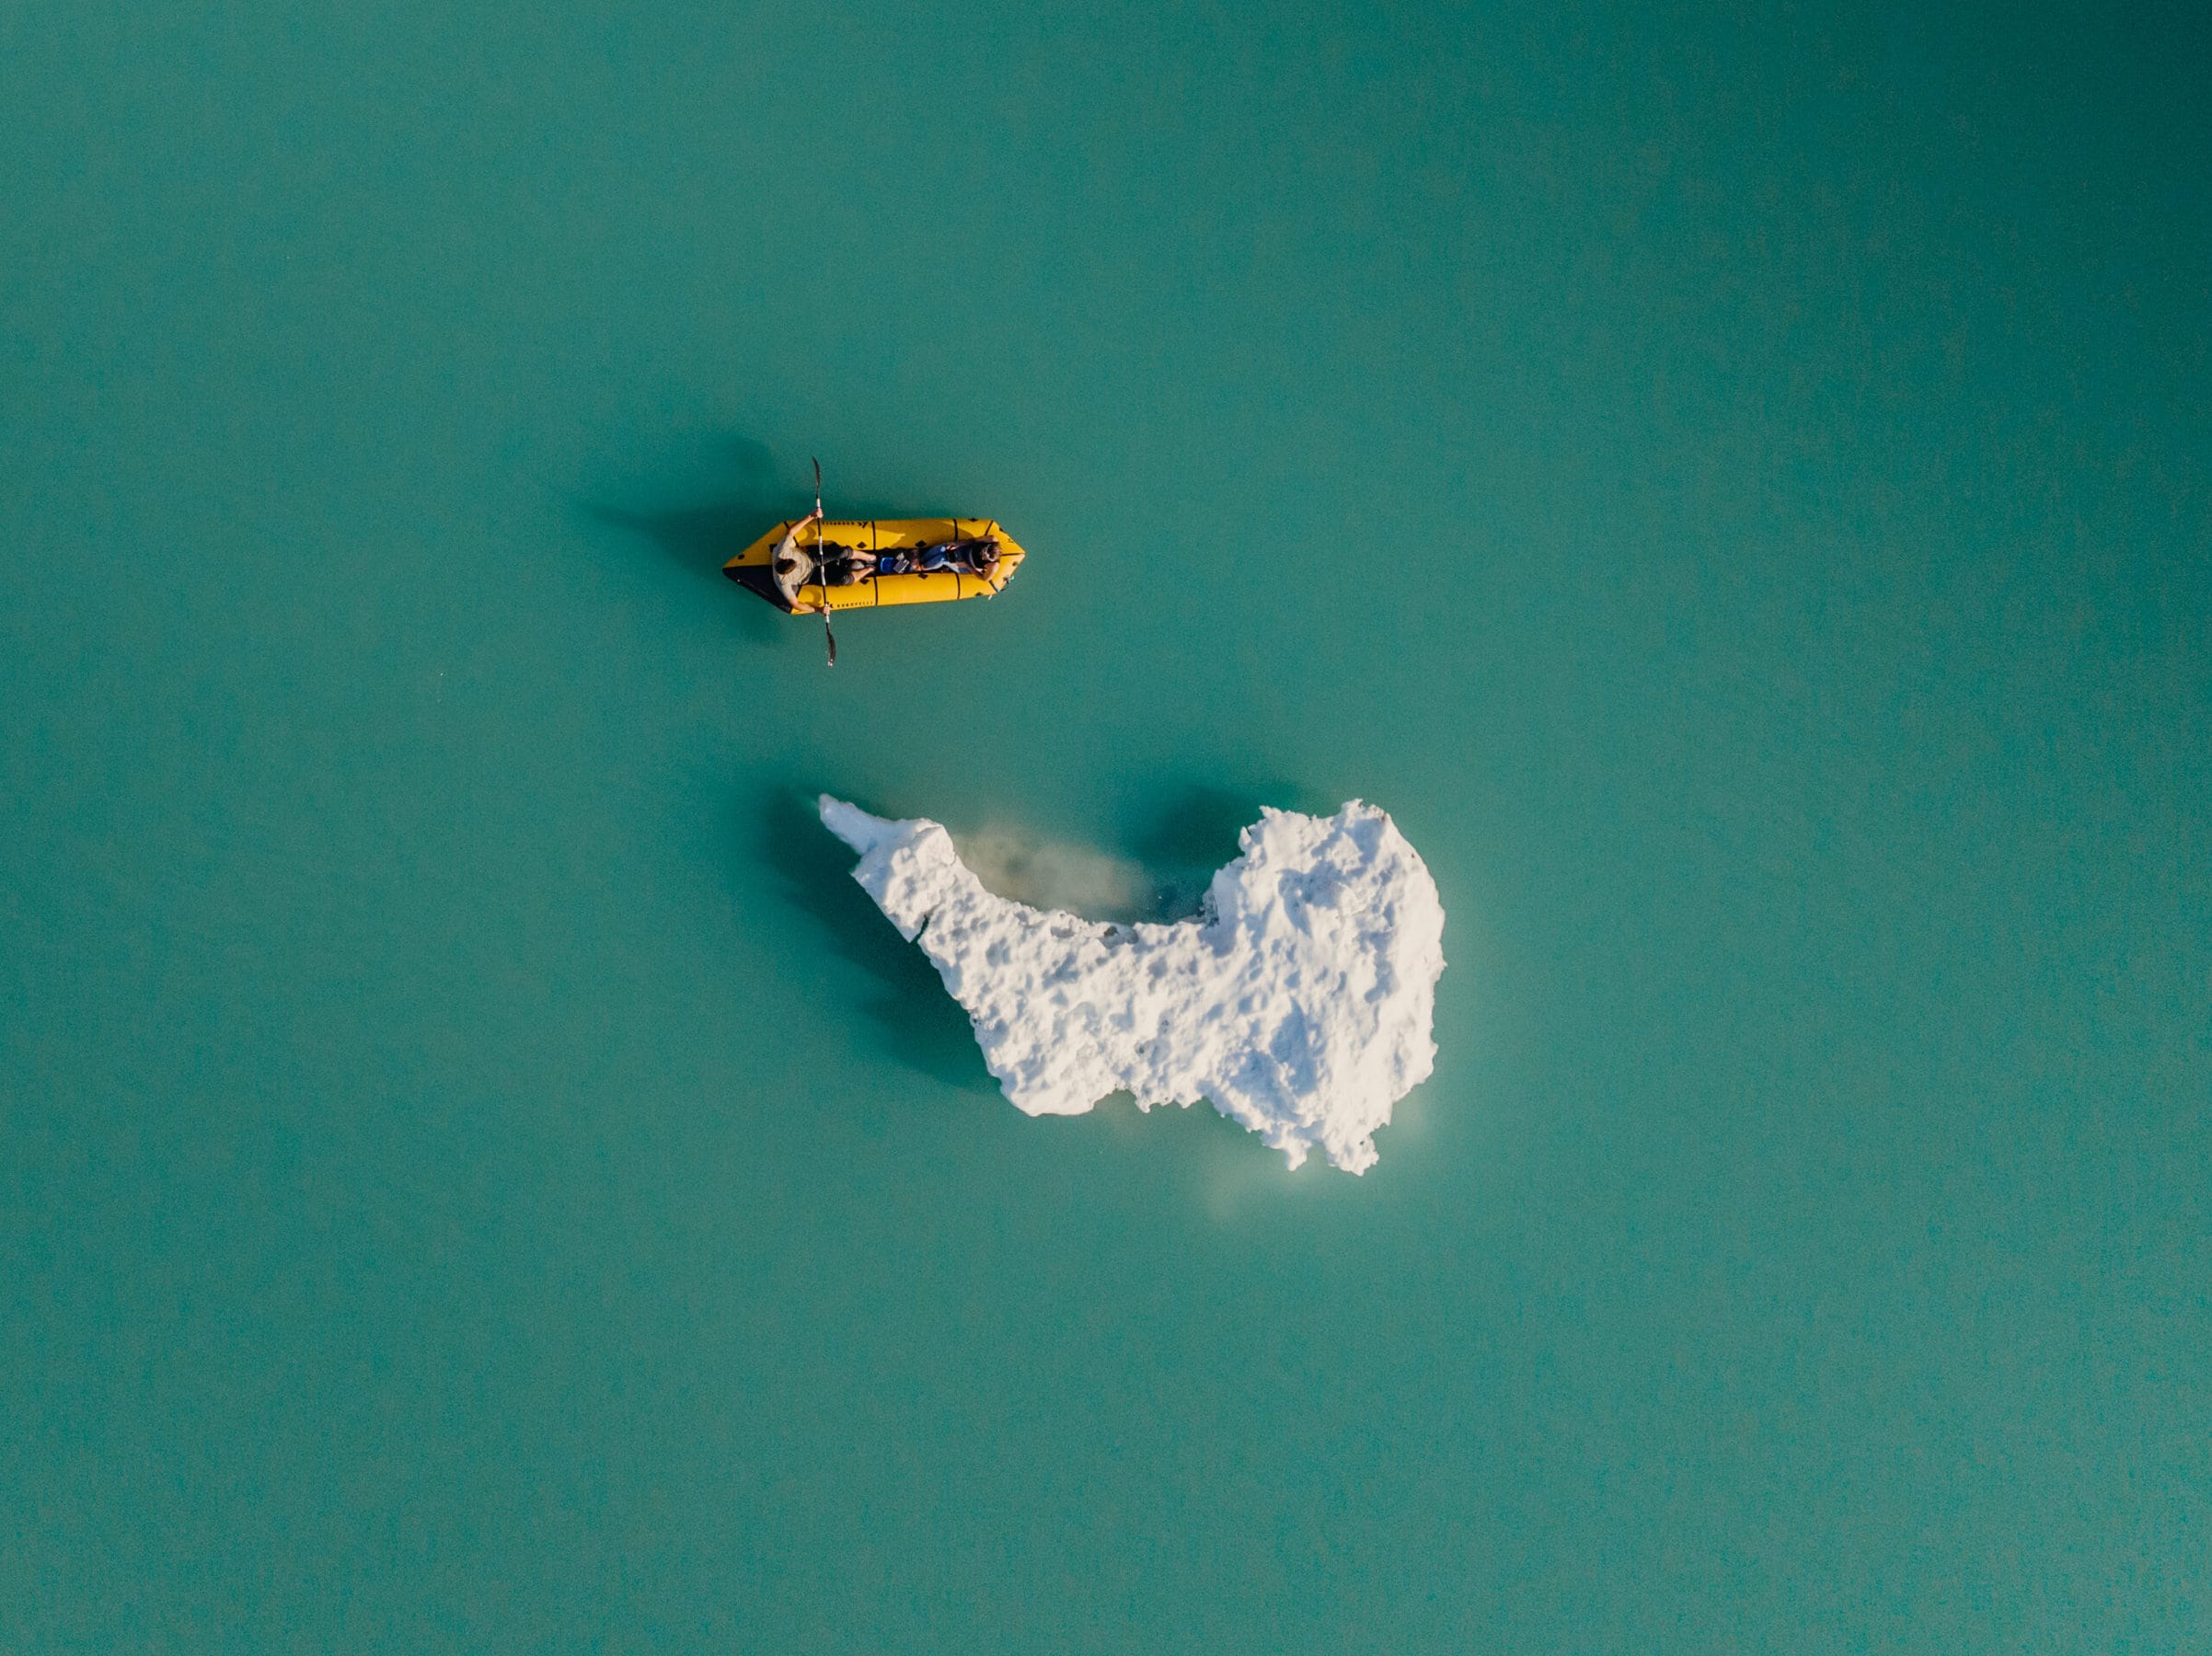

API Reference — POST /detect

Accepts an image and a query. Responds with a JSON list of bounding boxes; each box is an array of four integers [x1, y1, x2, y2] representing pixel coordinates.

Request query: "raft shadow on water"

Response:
[[577, 436, 950, 651], [580, 489, 786, 646], [751, 784, 995, 1092]]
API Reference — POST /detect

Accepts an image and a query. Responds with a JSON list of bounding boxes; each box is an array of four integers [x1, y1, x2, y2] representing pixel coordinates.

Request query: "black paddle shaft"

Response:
[[812, 455, 835, 667]]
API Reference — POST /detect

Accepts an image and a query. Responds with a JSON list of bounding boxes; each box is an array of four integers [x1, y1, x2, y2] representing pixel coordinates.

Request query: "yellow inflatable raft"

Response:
[[722, 517, 1028, 613]]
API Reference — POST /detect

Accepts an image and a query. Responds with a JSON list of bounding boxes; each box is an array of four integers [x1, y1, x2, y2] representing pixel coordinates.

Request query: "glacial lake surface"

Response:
[[3, 3, 2206, 1649]]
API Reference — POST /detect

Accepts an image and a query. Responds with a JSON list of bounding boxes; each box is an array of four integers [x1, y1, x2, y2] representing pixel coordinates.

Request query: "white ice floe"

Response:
[[819, 795, 1446, 1173]]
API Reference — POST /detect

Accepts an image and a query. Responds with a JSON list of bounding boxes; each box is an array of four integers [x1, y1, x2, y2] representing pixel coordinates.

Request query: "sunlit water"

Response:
[[3, 3, 2206, 1649]]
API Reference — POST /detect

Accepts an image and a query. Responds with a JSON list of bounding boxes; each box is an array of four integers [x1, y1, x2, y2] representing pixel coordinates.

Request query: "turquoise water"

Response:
[[4, 2, 2207, 1648]]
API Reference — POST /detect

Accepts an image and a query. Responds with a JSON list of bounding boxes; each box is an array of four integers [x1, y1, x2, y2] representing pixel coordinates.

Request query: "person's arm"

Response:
[[773, 505, 824, 551]]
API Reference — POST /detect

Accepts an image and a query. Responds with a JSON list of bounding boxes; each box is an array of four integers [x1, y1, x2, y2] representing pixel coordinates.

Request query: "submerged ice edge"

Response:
[[818, 794, 1447, 1173]]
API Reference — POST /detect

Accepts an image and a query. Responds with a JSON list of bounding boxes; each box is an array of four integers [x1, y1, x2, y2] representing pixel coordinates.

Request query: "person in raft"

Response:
[[769, 506, 829, 610], [773, 514, 1002, 608], [874, 533, 1001, 581]]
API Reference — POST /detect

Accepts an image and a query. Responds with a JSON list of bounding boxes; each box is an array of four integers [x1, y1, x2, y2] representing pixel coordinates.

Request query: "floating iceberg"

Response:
[[820, 795, 1446, 1173]]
